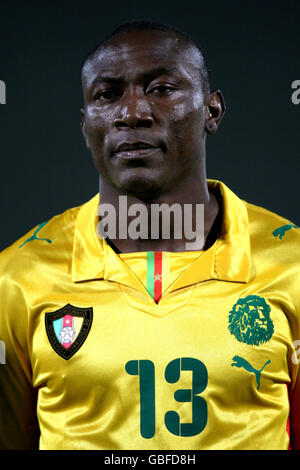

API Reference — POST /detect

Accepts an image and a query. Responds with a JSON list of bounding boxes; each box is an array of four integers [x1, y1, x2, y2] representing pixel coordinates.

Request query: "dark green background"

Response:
[[0, 1, 299, 250]]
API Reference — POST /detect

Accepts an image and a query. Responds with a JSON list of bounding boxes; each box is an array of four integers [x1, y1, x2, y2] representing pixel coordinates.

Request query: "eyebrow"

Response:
[[90, 66, 179, 87]]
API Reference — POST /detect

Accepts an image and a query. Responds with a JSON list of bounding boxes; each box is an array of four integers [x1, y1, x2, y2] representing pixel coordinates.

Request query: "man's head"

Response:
[[81, 20, 225, 199], [82, 20, 212, 96]]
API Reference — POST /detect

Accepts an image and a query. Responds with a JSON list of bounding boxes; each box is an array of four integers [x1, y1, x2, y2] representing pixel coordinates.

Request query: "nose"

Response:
[[113, 87, 154, 129]]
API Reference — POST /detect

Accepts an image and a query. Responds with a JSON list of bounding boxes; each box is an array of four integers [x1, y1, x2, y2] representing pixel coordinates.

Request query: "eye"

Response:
[[149, 84, 176, 95], [93, 89, 119, 102]]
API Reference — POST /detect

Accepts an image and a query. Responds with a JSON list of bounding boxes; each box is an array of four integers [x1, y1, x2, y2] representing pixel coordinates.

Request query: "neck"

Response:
[[97, 171, 220, 253]]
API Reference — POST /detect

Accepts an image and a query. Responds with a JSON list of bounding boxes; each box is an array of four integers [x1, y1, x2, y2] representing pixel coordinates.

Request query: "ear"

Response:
[[80, 108, 91, 150], [204, 90, 226, 135]]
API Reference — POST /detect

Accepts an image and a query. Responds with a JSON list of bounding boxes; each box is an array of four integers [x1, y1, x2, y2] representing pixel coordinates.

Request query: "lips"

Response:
[[115, 141, 158, 153]]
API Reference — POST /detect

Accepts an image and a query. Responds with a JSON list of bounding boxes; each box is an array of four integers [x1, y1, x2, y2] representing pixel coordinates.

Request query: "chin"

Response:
[[115, 169, 165, 200]]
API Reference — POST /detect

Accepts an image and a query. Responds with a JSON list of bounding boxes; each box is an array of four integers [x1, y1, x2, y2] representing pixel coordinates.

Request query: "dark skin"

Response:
[[81, 29, 225, 253]]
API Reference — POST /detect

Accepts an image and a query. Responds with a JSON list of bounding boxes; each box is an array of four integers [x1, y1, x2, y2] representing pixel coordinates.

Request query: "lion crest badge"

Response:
[[45, 304, 93, 359], [228, 295, 274, 346]]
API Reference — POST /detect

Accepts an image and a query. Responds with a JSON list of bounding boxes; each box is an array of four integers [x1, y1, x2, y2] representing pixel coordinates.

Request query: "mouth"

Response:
[[114, 142, 162, 159]]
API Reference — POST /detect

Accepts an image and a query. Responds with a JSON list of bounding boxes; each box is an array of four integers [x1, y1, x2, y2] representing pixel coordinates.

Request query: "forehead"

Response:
[[82, 30, 202, 88]]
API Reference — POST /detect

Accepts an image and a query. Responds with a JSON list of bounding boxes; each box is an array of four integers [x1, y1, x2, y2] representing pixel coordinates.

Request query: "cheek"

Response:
[[166, 111, 204, 161], [171, 102, 191, 122], [84, 107, 109, 143], [169, 94, 204, 136]]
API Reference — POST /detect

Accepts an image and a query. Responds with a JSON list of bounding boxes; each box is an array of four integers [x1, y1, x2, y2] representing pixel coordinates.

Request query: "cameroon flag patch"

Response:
[[147, 252, 163, 303]]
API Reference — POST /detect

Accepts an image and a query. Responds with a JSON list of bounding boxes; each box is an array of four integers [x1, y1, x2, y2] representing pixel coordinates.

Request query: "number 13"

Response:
[[125, 357, 208, 438]]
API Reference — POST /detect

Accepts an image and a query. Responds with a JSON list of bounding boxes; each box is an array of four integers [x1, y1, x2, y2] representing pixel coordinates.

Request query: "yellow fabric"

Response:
[[0, 179, 299, 450], [119, 251, 202, 295]]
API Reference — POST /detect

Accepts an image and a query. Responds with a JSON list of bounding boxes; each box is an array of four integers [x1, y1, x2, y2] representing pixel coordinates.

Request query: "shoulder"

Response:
[[244, 199, 300, 262], [0, 202, 82, 283], [243, 200, 300, 317]]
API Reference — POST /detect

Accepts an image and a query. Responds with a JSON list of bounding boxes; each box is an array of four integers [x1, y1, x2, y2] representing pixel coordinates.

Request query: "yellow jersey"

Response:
[[0, 179, 300, 450]]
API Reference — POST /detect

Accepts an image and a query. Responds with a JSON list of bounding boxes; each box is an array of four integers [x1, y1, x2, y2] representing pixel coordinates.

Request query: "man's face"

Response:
[[81, 30, 209, 199]]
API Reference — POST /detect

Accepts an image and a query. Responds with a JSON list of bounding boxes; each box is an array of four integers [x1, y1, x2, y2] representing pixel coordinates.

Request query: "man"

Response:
[[0, 20, 299, 450]]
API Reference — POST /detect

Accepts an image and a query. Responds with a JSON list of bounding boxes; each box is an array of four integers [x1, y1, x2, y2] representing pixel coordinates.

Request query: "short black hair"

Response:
[[81, 19, 211, 94]]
